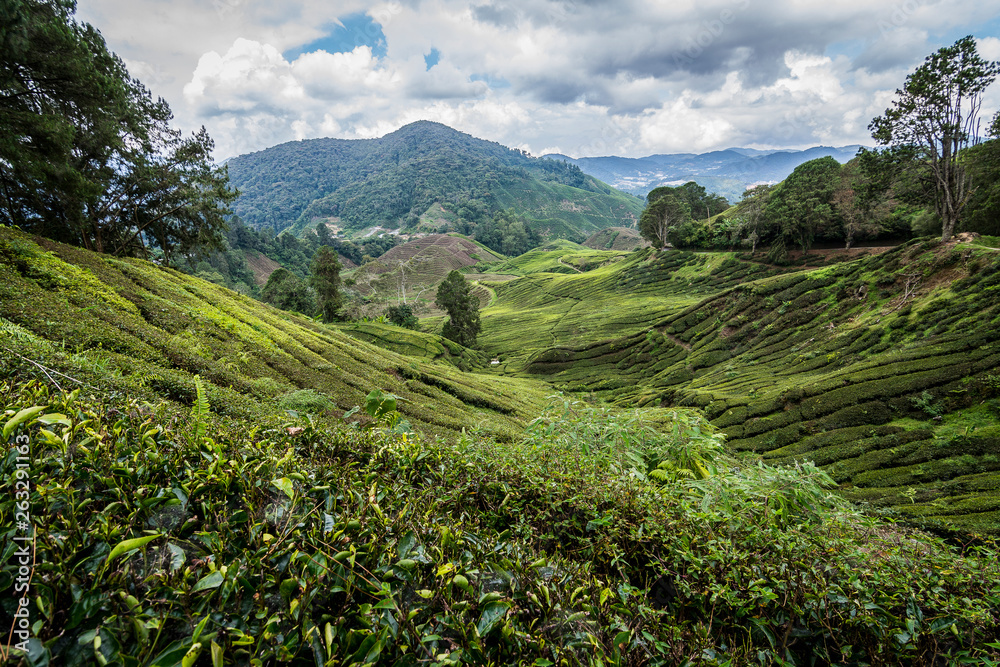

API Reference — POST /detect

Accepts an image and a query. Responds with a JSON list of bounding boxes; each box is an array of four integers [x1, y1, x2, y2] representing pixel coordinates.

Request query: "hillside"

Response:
[[474, 239, 1000, 533], [4, 228, 1000, 665], [583, 226, 649, 251], [545, 145, 862, 201], [345, 234, 502, 317], [0, 227, 549, 440], [225, 121, 643, 239]]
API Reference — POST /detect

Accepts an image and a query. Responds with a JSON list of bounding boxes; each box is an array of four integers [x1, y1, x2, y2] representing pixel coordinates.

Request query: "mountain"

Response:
[[544, 144, 865, 202], [225, 121, 643, 240]]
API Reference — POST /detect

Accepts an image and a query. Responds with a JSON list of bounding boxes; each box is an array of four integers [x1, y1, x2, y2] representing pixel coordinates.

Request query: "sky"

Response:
[[75, 0, 1000, 162]]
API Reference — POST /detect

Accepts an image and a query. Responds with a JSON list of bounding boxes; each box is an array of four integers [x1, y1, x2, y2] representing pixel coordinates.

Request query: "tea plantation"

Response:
[[3, 227, 1000, 665]]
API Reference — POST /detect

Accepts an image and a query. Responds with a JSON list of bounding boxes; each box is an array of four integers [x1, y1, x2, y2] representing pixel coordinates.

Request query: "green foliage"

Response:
[[0, 0, 235, 260], [961, 138, 1000, 236], [192, 374, 209, 441], [523, 396, 723, 481], [869, 35, 1000, 241], [762, 156, 844, 254], [435, 270, 481, 348], [278, 389, 335, 415], [225, 121, 643, 240], [385, 303, 419, 329], [639, 189, 692, 248], [0, 225, 549, 439], [261, 267, 314, 315], [309, 245, 343, 322], [473, 209, 542, 256], [670, 181, 730, 221], [4, 379, 1000, 666]]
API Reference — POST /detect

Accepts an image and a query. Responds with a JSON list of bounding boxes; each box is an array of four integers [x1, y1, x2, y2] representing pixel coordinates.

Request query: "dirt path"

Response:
[[557, 256, 583, 273]]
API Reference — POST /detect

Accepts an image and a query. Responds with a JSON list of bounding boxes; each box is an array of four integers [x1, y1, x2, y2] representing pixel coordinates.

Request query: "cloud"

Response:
[[77, 0, 1000, 160]]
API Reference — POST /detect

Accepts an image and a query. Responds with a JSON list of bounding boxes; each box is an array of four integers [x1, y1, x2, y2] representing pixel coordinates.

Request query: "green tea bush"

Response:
[[2, 381, 1000, 665], [278, 388, 336, 414]]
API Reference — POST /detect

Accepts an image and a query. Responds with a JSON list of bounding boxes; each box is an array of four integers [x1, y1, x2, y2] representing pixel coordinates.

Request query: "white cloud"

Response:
[[75, 0, 1000, 160]]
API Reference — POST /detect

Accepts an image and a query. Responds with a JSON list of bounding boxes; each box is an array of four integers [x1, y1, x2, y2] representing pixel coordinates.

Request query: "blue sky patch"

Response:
[[283, 13, 387, 61], [425, 48, 441, 71]]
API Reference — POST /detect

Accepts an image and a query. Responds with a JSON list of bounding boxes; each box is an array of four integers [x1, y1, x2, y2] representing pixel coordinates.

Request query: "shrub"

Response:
[[278, 388, 335, 414]]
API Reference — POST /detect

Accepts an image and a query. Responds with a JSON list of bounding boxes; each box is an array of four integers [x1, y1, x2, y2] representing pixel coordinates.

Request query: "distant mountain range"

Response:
[[225, 121, 643, 240], [542, 145, 865, 203]]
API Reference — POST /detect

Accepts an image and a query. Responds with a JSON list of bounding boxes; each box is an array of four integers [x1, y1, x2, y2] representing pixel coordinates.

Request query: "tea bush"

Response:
[[2, 382, 999, 665]]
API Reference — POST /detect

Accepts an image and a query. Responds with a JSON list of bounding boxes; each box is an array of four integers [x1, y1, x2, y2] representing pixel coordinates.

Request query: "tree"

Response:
[[385, 304, 419, 329], [262, 268, 313, 314], [310, 245, 343, 323], [762, 156, 843, 255], [639, 190, 691, 248], [869, 36, 999, 241], [831, 158, 897, 248], [434, 270, 481, 348], [0, 0, 235, 260], [732, 184, 773, 253], [673, 181, 729, 221], [316, 221, 334, 247]]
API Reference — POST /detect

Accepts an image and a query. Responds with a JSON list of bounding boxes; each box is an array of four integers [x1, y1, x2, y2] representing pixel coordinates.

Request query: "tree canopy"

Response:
[[435, 270, 481, 348], [0, 0, 235, 260], [261, 268, 313, 314], [639, 190, 692, 248], [310, 245, 343, 323], [869, 35, 999, 241]]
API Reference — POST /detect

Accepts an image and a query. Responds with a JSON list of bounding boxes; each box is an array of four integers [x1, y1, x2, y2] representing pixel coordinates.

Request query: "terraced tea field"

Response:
[[0, 228, 551, 440], [478, 244, 800, 371], [478, 239, 1000, 533]]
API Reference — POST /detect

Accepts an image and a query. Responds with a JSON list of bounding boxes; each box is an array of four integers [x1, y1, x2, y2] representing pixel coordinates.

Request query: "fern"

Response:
[[192, 375, 209, 441]]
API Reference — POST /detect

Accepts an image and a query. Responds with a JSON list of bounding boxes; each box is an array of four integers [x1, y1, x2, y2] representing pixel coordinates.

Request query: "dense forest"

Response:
[[224, 121, 643, 240]]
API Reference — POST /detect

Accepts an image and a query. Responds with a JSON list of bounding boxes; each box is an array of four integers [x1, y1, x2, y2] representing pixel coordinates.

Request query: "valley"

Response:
[[6, 3, 1000, 663]]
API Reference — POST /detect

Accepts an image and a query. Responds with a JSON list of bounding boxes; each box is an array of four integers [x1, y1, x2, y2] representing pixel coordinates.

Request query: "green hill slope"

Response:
[[347, 233, 502, 316], [479, 240, 1000, 533], [225, 121, 643, 239], [0, 227, 550, 440], [4, 227, 1000, 664]]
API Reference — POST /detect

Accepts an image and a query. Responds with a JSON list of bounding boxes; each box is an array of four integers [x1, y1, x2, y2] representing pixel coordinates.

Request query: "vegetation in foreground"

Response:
[[3, 379, 1000, 666]]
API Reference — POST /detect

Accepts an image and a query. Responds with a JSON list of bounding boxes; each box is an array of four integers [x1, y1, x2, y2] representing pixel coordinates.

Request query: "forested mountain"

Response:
[[225, 121, 643, 239], [545, 144, 862, 202]]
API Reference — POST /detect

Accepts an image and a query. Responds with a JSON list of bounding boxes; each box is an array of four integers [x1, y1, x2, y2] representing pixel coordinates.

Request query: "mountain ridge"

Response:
[[225, 120, 643, 241], [544, 144, 865, 201]]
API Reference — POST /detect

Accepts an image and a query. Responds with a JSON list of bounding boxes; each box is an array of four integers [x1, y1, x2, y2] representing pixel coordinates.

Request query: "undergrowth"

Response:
[[2, 380, 999, 666]]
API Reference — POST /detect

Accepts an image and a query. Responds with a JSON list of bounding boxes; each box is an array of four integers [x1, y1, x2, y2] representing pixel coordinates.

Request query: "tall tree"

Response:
[[762, 156, 843, 255], [310, 245, 343, 323], [639, 190, 691, 249], [262, 268, 313, 314], [960, 123, 1000, 236], [673, 181, 729, 221], [733, 184, 772, 253], [869, 36, 999, 242], [435, 270, 481, 348], [0, 0, 235, 260]]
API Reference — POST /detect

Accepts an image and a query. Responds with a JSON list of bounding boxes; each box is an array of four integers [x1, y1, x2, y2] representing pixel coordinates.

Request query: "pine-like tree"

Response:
[[310, 246, 343, 323], [434, 270, 481, 348]]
